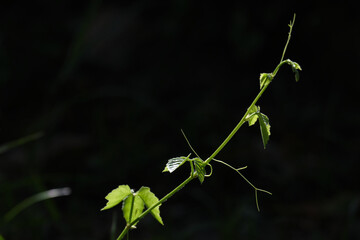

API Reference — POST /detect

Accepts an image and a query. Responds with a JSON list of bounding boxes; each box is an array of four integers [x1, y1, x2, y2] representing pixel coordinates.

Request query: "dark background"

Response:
[[1, 1, 359, 239]]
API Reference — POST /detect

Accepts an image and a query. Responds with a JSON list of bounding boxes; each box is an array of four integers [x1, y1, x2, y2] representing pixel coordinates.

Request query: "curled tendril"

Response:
[[204, 163, 213, 177]]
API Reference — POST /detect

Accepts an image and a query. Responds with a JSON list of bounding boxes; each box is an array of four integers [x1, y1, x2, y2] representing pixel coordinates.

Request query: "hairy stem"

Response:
[[280, 14, 296, 63]]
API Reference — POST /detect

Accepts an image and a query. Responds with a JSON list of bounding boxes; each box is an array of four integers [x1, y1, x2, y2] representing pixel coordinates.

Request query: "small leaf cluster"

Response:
[[284, 59, 302, 82], [101, 185, 163, 226], [163, 154, 209, 184], [259, 73, 273, 90], [245, 105, 271, 149], [253, 59, 301, 149]]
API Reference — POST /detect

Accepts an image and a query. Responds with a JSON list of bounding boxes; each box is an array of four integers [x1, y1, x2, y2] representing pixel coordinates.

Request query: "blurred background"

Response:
[[1, 1, 359, 239]]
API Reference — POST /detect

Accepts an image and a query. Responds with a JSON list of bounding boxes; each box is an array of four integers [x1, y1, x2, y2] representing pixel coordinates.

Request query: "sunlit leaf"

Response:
[[246, 105, 272, 149], [122, 194, 144, 224], [101, 185, 132, 211], [163, 156, 188, 173], [137, 187, 164, 225], [259, 73, 273, 89], [246, 105, 259, 126], [284, 59, 302, 82], [194, 158, 206, 184], [257, 112, 271, 149]]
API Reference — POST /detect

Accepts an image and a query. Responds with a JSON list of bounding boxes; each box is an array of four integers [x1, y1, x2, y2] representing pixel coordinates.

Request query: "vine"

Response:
[[101, 14, 301, 240]]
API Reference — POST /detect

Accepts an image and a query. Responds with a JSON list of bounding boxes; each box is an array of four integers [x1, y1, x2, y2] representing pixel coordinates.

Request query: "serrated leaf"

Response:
[[193, 158, 206, 184], [101, 185, 132, 211], [259, 73, 273, 89], [163, 156, 188, 173], [257, 112, 271, 149], [122, 194, 144, 224], [137, 187, 164, 225], [246, 105, 259, 126]]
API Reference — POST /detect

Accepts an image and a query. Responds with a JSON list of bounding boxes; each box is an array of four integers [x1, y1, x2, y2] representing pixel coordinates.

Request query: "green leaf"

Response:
[[122, 194, 144, 224], [259, 73, 273, 89], [284, 59, 302, 82], [257, 112, 271, 149], [246, 106, 271, 148], [193, 158, 206, 184], [101, 185, 132, 211], [245, 105, 259, 126], [137, 187, 164, 225], [163, 156, 188, 173]]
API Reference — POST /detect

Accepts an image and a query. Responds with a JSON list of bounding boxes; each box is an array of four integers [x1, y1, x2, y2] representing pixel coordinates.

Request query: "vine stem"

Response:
[[126, 194, 135, 240], [280, 14, 296, 63]]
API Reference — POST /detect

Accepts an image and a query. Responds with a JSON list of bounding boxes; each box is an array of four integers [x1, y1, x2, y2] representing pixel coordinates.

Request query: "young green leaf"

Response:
[[259, 73, 273, 89], [193, 158, 206, 184], [163, 156, 188, 173], [137, 187, 164, 225], [257, 112, 271, 149], [101, 185, 132, 211], [284, 59, 302, 82], [122, 194, 144, 224], [245, 105, 259, 126]]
